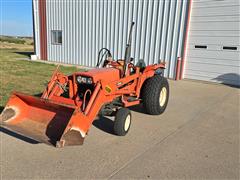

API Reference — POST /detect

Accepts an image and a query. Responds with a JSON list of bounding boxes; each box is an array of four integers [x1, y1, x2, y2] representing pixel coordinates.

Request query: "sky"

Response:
[[1, 0, 33, 37]]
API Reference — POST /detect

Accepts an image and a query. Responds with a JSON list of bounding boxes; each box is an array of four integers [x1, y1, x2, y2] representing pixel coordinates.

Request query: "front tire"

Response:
[[141, 75, 169, 115], [113, 108, 132, 136]]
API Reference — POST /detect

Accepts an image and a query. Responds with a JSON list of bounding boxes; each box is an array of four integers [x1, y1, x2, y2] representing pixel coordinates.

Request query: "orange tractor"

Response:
[[0, 23, 169, 147]]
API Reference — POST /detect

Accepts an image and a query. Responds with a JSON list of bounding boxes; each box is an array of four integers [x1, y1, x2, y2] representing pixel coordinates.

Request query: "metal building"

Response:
[[185, 0, 240, 86], [32, 0, 240, 86]]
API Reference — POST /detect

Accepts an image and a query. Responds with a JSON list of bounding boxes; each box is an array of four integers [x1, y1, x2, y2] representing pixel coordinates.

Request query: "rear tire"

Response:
[[113, 108, 131, 136], [141, 75, 169, 115]]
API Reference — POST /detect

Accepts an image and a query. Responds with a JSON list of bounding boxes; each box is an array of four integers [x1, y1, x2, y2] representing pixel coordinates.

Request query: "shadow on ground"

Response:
[[14, 51, 33, 58], [0, 127, 39, 144], [93, 104, 146, 135], [213, 73, 240, 88], [93, 116, 115, 135], [129, 104, 145, 113], [0, 99, 146, 142]]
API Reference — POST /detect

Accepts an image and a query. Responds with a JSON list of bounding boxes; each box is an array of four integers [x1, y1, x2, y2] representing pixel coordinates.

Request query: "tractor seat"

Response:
[[135, 59, 146, 72]]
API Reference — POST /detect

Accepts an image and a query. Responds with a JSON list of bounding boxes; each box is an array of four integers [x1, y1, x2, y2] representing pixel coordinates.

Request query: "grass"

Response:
[[0, 35, 34, 45], [0, 36, 26, 44], [0, 45, 80, 109], [0, 41, 33, 50]]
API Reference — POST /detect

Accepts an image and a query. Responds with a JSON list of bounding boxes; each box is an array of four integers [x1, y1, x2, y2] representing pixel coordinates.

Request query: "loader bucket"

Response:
[[0, 92, 84, 147]]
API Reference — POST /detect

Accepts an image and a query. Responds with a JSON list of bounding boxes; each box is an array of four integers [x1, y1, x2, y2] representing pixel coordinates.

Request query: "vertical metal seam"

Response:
[[144, 0, 154, 62], [133, 1, 139, 59], [142, 0, 149, 60], [116, 1, 121, 58], [154, 1, 165, 62], [109, 0, 112, 51], [151, 0, 160, 64], [86, 0, 89, 65], [90, 0, 94, 66], [137, 1, 144, 60], [106, 0, 109, 49], [102, 0, 104, 54], [162, 1, 171, 62], [167, 1, 177, 77], [94, 0, 98, 64]]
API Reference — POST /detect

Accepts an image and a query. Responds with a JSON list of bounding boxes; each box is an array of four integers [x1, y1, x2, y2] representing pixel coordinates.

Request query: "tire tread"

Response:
[[114, 108, 131, 136], [142, 75, 169, 115]]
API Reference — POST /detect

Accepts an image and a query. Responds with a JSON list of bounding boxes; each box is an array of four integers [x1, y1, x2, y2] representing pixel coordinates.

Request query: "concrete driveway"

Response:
[[1, 80, 239, 179]]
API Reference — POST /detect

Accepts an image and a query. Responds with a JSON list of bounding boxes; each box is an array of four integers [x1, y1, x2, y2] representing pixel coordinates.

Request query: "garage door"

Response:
[[185, 0, 240, 86]]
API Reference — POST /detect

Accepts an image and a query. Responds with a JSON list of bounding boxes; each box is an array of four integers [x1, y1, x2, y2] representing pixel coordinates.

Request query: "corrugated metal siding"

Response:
[[35, 0, 189, 79], [185, 0, 240, 86]]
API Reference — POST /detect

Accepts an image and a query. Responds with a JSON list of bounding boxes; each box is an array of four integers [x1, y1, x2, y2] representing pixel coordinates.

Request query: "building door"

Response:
[[185, 0, 240, 86]]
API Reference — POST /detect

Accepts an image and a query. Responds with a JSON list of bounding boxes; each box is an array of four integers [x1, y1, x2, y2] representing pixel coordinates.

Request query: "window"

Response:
[[51, 30, 62, 45]]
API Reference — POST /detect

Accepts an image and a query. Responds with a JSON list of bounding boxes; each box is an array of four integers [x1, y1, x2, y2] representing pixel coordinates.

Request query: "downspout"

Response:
[[180, 0, 193, 79], [175, 57, 181, 80], [39, 0, 48, 60]]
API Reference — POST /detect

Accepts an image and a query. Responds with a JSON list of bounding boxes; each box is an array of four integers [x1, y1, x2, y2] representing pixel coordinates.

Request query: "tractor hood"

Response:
[[77, 68, 120, 83]]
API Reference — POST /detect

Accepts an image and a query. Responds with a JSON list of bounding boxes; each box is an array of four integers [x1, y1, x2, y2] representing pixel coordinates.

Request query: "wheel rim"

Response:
[[159, 87, 167, 107], [124, 115, 131, 131]]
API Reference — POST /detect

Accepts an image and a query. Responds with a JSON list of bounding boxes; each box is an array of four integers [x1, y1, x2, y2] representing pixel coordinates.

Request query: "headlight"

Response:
[[77, 76, 93, 84], [86, 78, 93, 84]]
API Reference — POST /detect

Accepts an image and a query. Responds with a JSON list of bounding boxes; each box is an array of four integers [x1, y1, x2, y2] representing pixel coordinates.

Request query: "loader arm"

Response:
[[56, 81, 118, 147]]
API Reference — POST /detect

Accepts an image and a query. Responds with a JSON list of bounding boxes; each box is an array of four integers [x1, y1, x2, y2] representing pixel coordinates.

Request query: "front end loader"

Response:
[[0, 22, 169, 147]]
